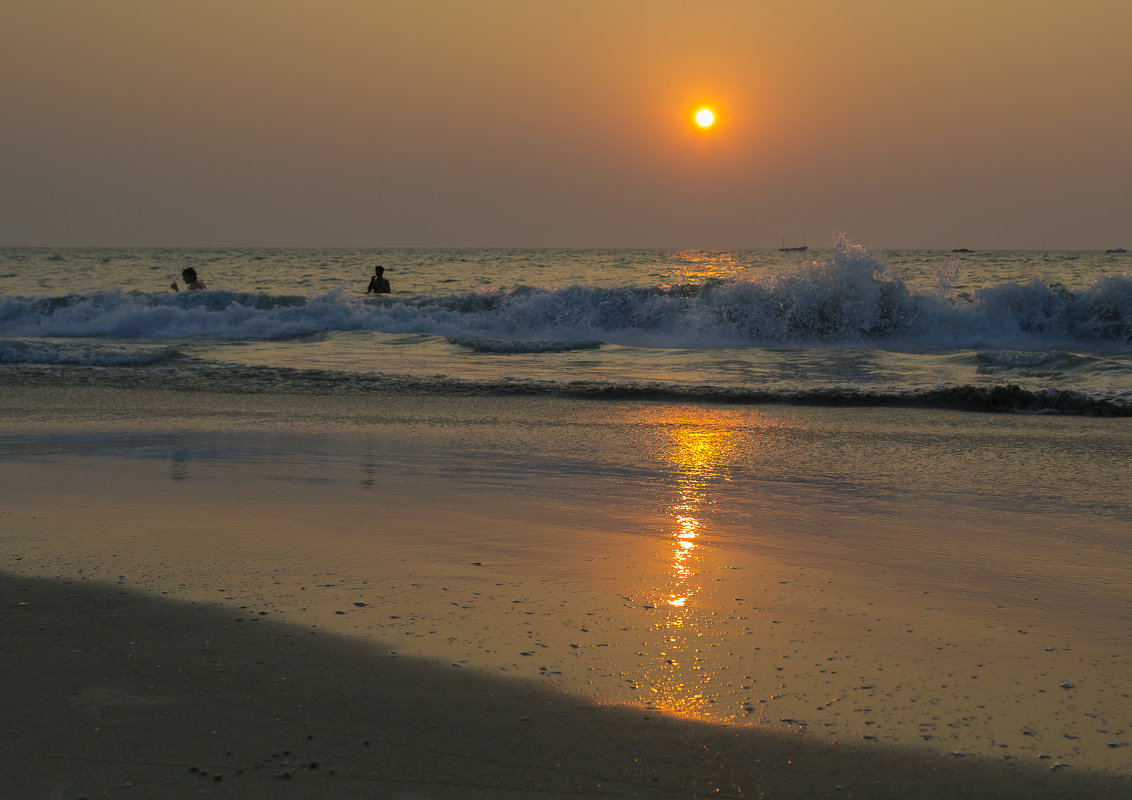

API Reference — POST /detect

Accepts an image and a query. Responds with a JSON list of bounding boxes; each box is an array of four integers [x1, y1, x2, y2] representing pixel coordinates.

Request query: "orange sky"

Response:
[[2, 0, 1129, 248]]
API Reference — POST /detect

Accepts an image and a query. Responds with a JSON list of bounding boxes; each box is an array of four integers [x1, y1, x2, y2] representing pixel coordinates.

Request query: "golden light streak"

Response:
[[629, 407, 780, 721]]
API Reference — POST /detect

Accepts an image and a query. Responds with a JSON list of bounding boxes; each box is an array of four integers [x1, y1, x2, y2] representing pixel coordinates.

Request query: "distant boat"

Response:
[[779, 240, 807, 252], [951, 248, 972, 253], [1106, 247, 1127, 253]]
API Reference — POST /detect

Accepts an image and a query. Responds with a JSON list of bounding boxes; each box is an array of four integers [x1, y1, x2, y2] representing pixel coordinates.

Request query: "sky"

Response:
[[2, 0, 1130, 249]]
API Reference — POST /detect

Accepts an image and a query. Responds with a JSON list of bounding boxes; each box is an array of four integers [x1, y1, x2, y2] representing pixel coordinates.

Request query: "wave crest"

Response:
[[7, 363, 1127, 416], [2, 243, 1129, 350], [0, 338, 182, 367], [449, 337, 604, 354]]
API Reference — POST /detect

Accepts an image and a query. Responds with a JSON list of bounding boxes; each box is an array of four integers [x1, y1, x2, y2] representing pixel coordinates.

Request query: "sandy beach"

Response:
[[2, 378, 1130, 797], [4, 571, 1127, 800]]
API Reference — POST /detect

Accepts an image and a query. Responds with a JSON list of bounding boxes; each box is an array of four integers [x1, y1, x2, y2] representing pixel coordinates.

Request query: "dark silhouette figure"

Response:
[[367, 266, 391, 294], [171, 268, 207, 291]]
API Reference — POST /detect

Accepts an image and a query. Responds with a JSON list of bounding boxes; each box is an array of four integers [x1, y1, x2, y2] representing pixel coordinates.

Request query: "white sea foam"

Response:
[[2, 243, 1129, 414], [1, 243, 1128, 351], [0, 338, 181, 367]]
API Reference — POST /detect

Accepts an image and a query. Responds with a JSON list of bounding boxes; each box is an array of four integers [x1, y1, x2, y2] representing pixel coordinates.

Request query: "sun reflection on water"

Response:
[[665, 249, 749, 287], [638, 407, 752, 717]]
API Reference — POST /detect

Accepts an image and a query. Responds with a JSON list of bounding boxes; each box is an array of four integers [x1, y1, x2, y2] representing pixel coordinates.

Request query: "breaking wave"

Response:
[[0, 338, 182, 367], [1, 241, 1129, 351]]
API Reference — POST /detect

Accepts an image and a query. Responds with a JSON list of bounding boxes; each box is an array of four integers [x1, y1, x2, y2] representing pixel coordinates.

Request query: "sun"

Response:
[[694, 108, 715, 128]]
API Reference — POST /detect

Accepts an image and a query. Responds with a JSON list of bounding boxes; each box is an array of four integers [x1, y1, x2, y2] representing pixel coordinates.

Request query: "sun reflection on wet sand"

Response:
[[639, 408, 750, 717]]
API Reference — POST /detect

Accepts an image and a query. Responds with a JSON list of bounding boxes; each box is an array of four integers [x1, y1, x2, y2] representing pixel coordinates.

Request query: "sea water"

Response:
[[1, 240, 1130, 414], [3, 241, 1132, 770]]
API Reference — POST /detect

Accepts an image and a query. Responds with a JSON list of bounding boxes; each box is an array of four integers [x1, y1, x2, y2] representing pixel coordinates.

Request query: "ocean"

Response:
[[2, 240, 1130, 414], [2, 241, 1132, 778]]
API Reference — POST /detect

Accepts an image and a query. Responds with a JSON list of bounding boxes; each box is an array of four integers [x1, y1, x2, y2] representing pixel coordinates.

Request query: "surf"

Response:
[[2, 242, 1128, 352]]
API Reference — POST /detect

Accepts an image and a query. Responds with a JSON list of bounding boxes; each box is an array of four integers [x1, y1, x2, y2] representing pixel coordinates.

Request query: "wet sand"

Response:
[[2, 383, 1131, 796], [5, 571, 1128, 799]]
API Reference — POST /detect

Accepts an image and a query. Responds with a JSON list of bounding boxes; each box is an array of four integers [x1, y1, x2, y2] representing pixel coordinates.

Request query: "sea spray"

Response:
[[2, 242, 1128, 350]]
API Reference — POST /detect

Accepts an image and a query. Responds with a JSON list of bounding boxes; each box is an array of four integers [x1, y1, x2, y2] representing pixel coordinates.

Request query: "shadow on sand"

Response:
[[2, 572, 1127, 799]]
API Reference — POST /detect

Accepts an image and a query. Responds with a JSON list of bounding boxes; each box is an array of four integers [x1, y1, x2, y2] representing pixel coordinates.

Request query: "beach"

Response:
[[5, 572, 1127, 800], [6, 0, 1132, 792], [3, 374, 1130, 797]]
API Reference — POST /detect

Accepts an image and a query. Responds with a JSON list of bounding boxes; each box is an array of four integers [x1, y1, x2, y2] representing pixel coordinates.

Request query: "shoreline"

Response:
[[3, 381, 1131, 791], [5, 571, 1127, 799]]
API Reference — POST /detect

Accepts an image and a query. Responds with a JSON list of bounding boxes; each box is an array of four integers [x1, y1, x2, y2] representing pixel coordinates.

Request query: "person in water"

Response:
[[171, 268, 207, 291], [367, 265, 391, 294]]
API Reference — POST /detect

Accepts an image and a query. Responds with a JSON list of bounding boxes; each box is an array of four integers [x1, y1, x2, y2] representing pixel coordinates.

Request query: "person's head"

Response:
[[374, 266, 384, 277], [182, 268, 198, 282]]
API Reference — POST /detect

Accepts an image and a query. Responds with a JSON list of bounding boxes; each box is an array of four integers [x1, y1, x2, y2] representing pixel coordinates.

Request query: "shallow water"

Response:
[[3, 242, 1131, 413]]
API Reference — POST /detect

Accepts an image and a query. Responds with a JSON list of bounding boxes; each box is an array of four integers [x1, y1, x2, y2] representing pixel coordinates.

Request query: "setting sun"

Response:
[[695, 108, 715, 128]]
